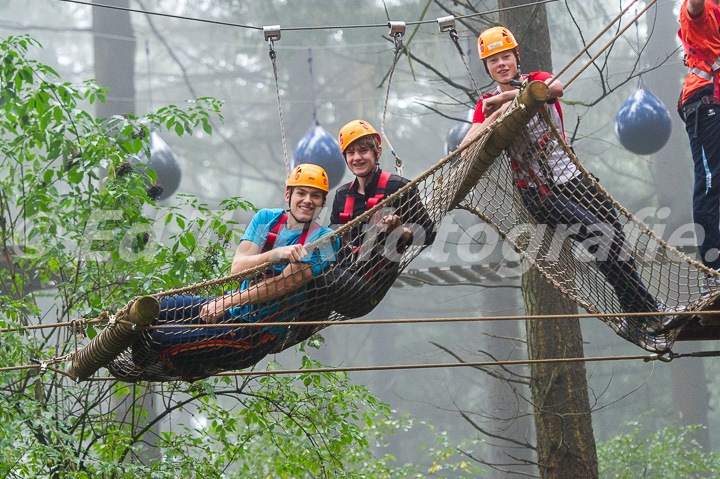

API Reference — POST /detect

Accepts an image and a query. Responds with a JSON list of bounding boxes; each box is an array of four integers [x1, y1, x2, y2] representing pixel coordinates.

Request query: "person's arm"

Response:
[[200, 261, 315, 323], [231, 239, 308, 275], [688, 0, 706, 17], [482, 90, 518, 117], [546, 77, 563, 100]]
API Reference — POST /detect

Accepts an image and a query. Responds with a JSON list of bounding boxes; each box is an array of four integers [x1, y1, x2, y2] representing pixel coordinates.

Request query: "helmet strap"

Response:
[[288, 209, 312, 226], [355, 164, 379, 179]]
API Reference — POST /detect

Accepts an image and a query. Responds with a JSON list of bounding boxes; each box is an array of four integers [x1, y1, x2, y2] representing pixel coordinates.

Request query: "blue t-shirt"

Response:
[[232, 208, 337, 336]]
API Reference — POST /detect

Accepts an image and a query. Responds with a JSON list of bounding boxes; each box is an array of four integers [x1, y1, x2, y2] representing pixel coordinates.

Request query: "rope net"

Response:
[[63, 80, 717, 383]]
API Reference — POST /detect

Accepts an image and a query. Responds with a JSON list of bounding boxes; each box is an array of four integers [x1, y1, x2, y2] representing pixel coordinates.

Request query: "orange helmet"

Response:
[[478, 26, 519, 60], [338, 119, 381, 154], [287, 163, 329, 193]]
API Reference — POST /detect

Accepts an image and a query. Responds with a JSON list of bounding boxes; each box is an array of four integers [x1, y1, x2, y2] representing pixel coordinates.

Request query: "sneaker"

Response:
[[616, 318, 670, 352], [647, 302, 688, 335], [702, 275, 720, 295]]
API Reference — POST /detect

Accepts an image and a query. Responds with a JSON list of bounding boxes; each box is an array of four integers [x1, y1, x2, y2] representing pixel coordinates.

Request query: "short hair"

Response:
[[343, 134, 381, 159]]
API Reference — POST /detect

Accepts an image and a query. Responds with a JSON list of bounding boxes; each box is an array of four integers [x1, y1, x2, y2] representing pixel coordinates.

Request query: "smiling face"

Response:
[[343, 136, 382, 178], [285, 185, 326, 223], [485, 50, 519, 84]]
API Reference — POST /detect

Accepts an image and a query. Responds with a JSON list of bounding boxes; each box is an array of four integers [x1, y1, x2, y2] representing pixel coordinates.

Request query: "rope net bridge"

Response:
[[63, 80, 719, 383]]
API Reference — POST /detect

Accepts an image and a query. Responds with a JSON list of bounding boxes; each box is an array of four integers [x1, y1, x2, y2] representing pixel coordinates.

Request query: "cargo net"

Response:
[[459, 103, 720, 354], [66, 81, 716, 383]]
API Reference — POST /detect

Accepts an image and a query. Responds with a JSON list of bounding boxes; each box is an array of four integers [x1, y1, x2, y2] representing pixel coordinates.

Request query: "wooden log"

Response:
[[451, 80, 550, 208], [66, 296, 159, 381]]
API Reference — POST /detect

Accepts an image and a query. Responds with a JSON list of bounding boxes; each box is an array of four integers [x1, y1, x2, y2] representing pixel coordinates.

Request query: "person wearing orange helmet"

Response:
[[323, 119, 435, 317], [677, 0, 720, 285], [130, 164, 339, 378], [461, 26, 671, 352]]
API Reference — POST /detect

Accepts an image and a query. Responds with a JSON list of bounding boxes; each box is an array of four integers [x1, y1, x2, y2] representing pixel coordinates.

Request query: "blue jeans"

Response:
[[132, 296, 277, 377], [520, 177, 657, 315], [686, 103, 720, 270]]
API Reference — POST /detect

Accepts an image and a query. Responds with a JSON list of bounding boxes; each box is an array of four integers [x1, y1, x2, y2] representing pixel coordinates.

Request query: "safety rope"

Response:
[[11, 346, 720, 382], [124, 309, 714, 330], [560, 0, 657, 89], [307, 48, 318, 125], [381, 21, 406, 177], [549, 0, 657, 90], [0, 316, 108, 334], [264, 25, 291, 178], [4, 309, 717, 336], [438, 15, 480, 96], [79, 352, 686, 382]]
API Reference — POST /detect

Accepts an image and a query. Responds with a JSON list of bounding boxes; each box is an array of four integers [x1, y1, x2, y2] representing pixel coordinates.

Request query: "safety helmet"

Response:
[[287, 163, 329, 193], [478, 26, 519, 60], [338, 119, 381, 154]]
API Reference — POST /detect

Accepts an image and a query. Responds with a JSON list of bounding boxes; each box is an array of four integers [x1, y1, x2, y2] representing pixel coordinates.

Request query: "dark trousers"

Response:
[[520, 177, 657, 315], [132, 296, 276, 377], [686, 104, 720, 270]]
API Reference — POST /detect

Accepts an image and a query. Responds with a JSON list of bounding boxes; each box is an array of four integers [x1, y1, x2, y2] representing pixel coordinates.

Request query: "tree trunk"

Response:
[[93, 0, 135, 118], [499, 2, 599, 477], [92, 0, 161, 464], [523, 267, 598, 478]]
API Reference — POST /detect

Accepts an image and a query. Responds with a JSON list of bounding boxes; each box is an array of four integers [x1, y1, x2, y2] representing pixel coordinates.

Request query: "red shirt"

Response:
[[472, 72, 553, 123], [680, 0, 720, 103]]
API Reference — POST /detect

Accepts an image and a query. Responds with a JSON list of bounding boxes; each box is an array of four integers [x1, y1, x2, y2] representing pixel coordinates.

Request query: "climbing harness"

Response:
[[261, 212, 320, 252], [338, 171, 393, 225]]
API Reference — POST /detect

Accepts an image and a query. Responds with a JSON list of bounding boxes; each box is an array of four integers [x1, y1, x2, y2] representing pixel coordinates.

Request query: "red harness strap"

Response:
[[261, 212, 319, 252], [338, 171, 392, 224], [262, 213, 289, 252]]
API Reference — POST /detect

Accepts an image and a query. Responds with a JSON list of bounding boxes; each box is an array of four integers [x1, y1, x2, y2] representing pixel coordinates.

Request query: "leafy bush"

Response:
[[598, 415, 720, 479]]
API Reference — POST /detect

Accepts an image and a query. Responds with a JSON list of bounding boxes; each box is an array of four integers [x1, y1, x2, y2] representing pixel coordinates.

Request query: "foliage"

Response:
[[597, 415, 720, 479]]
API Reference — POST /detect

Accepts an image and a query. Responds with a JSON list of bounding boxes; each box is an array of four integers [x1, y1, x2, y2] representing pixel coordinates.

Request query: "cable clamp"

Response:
[[388, 21, 406, 50], [263, 25, 281, 42], [107, 314, 117, 328], [263, 25, 281, 59], [436, 15, 455, 33], [387, 21, 406, 37], [30, 358, 48, 375]]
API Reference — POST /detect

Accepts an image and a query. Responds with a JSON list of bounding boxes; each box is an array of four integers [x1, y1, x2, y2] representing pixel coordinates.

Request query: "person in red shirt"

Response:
[[678, 0, 720, 279], [461, 26, 668, 351]]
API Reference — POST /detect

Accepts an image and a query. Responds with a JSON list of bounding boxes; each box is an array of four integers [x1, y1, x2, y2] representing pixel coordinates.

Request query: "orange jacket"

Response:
[[680, 0, 720, 103]]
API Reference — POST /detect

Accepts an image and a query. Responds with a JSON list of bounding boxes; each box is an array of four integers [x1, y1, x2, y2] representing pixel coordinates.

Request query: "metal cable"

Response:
[[79, 352, 681, 382], [267, 35, 291, 178], [60, 0, 559, 33]]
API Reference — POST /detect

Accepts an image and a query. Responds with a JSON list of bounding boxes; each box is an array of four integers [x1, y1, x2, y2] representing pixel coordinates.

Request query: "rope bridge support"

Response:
[[66, 296, 159, 381], [451, 80, 551, 208]]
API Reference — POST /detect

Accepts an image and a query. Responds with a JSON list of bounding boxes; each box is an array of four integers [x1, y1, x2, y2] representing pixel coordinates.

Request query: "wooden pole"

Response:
[[451, 80, 550, 208], [66, 296, 159, 381]]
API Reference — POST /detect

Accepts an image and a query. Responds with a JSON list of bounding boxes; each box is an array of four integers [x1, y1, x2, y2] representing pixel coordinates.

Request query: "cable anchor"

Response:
[[263, 25, 281, 59]]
